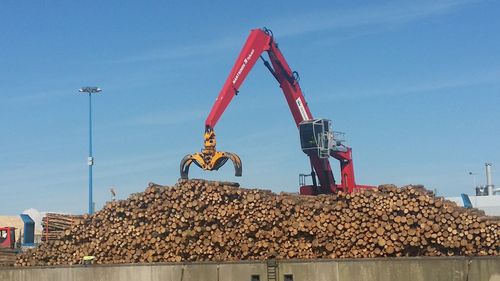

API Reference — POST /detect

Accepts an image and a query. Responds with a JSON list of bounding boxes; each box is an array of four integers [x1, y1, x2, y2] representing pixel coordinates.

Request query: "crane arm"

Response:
[[206, 28, 314, 128], [180, 29, 274, 179], [261, 31, 338, 193], [205, 29, 272, 129]]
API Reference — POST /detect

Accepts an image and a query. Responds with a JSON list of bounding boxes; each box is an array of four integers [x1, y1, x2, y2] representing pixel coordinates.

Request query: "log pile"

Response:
[[0, 249, 17, 267], [41, 213, 83, 242], [16, 180, 500, 266]]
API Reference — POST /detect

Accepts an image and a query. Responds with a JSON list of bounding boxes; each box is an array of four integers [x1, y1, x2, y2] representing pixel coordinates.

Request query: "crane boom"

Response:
[[180, 28, 370, 194], [205, 30, 272, 128]]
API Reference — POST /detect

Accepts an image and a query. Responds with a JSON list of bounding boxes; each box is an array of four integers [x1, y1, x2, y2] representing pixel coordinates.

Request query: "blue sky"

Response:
[[1, 0, 499, 215]]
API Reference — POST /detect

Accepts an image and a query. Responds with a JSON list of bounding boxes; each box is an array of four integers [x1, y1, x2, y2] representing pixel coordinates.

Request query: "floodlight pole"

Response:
[[469, 171, 477, 188], [79, 87, 102, 215], [88, 92, 93, 215]]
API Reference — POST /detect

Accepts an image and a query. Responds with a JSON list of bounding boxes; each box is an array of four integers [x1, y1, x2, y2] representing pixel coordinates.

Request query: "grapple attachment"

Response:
[[180, 129, 242, 179]]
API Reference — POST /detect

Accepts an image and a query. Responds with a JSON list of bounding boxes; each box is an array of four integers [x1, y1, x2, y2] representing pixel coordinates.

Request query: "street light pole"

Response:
[[469, 171, 477, 188], [79, 86, 102, 214], [468, 171, 478, 207]]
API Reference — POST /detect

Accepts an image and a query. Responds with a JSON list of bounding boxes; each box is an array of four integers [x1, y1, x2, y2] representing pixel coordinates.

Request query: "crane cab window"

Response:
[[284, 274, 294, 281], [0, 229, 8, 244], [299, 122, 317, 149]]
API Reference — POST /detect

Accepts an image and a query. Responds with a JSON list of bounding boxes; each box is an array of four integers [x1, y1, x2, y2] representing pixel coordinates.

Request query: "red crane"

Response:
[[0, 227, 16, 250], [180, 28, 372, 194]]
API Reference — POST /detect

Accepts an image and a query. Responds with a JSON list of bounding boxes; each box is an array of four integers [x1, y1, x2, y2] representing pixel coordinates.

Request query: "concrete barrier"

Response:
[[1, 257, 499, 281]]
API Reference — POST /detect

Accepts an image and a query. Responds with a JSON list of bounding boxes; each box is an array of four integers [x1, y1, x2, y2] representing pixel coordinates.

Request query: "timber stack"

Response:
[[0, 249, 17, 267], [41, 213, 83, 242], [16, 179, 500, 266]]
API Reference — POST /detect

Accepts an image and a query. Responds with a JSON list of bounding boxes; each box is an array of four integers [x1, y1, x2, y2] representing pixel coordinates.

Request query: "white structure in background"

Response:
[[475, 163, 499, 195], [22, 209, 45, 234], [448, 195, 500, 216], [447, 163, 500, 216]]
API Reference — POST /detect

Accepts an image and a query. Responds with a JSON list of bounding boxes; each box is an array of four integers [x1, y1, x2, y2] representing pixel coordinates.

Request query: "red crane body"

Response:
[[182, 28, 371, 194], [0, 227, 16, 249]]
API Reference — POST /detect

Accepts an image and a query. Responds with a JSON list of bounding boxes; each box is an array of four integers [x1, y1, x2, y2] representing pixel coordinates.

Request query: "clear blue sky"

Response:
[[1, 1, 499, 215]]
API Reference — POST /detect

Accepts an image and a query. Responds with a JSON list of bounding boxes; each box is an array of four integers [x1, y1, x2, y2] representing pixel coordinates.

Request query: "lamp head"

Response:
[[79, 87, 102, 94]]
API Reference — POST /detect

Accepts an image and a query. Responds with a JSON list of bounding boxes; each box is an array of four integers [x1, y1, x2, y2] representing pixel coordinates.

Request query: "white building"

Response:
[[447, 163, 500, 216], [447, 195, 500, 216]]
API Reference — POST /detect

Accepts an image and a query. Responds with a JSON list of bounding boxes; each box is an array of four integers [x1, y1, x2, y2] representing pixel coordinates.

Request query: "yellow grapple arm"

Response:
[[180, 128, 242, 179]]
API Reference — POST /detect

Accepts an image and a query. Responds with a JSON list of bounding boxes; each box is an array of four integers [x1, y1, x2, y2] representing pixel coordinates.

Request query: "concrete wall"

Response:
[[1, 257, 499, 281]]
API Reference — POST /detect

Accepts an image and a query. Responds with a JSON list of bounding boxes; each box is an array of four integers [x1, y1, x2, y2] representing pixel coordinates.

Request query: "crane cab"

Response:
[[0, 227, 16, 249], [299, 119, 333, 158]]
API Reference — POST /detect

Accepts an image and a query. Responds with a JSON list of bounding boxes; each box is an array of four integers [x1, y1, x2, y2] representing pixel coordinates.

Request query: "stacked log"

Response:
[[16, 180, 500, 266], [41, 213, 83, 242], [0, 249, 17, 267]]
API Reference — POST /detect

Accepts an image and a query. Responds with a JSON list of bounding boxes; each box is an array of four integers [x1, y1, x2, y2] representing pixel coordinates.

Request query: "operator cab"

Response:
[[299, 118, 347, 158], [0, 227, 16, 249], [299, 119, 333, 158]]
